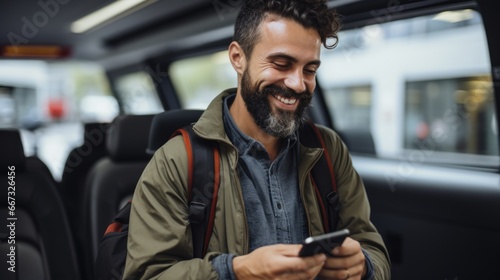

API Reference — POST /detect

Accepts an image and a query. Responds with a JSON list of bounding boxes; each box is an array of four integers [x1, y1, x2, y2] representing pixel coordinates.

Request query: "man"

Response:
[[123, 0, 391, 279]]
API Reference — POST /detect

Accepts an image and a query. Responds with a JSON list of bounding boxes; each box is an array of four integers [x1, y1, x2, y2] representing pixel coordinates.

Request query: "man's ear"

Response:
[[228, 41, 246, 75]]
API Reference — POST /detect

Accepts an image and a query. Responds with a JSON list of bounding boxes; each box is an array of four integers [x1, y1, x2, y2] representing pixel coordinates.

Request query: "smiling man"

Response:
[[228, 13, 321, 158], [124, 1, 391, 279]]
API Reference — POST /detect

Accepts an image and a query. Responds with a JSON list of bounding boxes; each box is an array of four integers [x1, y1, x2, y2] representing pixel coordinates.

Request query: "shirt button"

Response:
[[277, 203, 282, 209]]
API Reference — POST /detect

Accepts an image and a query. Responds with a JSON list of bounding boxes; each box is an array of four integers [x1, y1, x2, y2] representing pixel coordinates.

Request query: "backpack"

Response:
[[94, 122, 339, 280]]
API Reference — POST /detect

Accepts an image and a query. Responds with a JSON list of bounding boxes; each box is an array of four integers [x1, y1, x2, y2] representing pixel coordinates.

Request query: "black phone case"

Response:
[[298, 229, 350, 257]]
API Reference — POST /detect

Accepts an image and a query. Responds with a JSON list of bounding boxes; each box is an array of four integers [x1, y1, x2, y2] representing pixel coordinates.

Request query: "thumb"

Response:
[[276, 244, 303, 257]]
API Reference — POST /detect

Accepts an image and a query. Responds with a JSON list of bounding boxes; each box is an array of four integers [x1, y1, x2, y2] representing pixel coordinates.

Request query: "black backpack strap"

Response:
[[95, 201, 131, 280], [299, 122, 340, 233], [171, 125, 220, 258], [103, 201, 131, 235]]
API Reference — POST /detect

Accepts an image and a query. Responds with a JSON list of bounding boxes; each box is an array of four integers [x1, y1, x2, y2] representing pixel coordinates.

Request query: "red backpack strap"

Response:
[[299, 122, 339, 233], [171, 125, 220, 258]]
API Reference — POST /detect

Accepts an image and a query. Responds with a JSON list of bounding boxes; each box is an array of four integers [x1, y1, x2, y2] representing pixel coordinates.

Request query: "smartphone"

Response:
[[298, 229, 350, 257]]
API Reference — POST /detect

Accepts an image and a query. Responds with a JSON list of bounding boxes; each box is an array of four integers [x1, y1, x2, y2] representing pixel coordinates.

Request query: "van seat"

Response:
[[0, 129, 81, 280], [82, 114, 154, 278]]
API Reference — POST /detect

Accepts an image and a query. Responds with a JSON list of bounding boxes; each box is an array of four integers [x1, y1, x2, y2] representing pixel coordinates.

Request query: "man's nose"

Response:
[[284, 70, 306, 93]]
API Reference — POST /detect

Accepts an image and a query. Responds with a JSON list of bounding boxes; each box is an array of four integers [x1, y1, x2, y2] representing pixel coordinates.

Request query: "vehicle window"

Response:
[[0, 85, 36, 129], [323, 85, 372, 131], [318, 9, 499, 166], [169, 50, 236, 109], [0, 60, 119, 180], [114, 71, 163, 114], [405, 76, 496, 157]]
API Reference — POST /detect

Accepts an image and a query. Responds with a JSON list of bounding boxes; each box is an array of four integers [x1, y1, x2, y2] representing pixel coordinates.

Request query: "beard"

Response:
[[240, 69, 313, 138]]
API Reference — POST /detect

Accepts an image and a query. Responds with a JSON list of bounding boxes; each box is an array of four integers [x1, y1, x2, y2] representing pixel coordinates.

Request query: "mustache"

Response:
[[261, 85, 312, 100]]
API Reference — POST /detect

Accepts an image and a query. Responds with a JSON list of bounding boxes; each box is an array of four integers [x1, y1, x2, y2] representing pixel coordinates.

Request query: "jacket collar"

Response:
[[193, 88, 235, 143]]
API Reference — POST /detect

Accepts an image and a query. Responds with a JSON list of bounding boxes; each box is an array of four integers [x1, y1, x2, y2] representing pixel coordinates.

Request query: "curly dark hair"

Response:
[[234, 0, 341, 57]]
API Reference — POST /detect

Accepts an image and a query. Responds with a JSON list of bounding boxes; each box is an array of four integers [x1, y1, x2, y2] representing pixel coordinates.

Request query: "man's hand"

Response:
[[233, 244, 327, 280], [317, 237, 366, 280]]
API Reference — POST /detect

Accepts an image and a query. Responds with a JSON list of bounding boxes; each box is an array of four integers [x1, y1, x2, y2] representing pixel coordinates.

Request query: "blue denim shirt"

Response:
[[211, 94, 375, 280], [211, 94, 308, 279]]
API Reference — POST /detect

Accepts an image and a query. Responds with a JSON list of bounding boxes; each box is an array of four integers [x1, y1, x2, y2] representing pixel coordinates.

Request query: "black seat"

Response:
[[146, 109, 204, 154], [25, 156, 58, 186], [60, 122, 109, 280], [61, 122, 109, 213], [82, 114, 154, 278], [336, 129, 377, 155], [0, 129, 81, 280], [85, 110, 203, 278]]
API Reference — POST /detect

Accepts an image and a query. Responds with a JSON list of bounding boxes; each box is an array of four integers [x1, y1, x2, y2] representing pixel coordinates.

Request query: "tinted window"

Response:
[[318, 9, 498, 166], [115, 71, 163, 114], [169, 50, 236, 109]]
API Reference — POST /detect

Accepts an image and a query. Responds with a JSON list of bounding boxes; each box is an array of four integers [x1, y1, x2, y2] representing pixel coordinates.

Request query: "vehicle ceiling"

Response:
[[1, 0, 238, 68], [0, 0, 488, 70]]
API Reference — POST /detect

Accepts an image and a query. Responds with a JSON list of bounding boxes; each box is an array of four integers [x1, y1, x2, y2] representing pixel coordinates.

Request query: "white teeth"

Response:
[[276, 95, 297, 105]]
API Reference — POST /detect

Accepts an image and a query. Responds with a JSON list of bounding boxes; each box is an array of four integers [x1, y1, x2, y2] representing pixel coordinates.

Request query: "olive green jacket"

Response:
[[123, 89, 391, 279]]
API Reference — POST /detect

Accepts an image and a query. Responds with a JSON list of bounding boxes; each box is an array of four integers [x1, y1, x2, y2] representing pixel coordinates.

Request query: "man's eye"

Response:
[[305, 69, 317, 75], [273, 62, 289, 69]]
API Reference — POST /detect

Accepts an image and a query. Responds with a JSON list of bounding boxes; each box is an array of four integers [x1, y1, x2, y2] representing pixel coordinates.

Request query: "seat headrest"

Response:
[[82, 122, 109, 149], [106, 115, 155, 162], [84, 122, 109, 140], [147, 109, 204, 155], [336, 129, 377, 155], [0, 129, 26, 168]]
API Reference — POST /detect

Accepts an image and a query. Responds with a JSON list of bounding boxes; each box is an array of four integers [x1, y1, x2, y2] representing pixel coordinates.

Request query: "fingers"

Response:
[[287, 254, 327, 280], [331, 237, 361, 257], [272, 244, 327, 270], [317, 238, 366, 280], [302, 253, 328, 270], [317, 264, 364, 280], [322, 238, 364, 269], [234, 244, 328, 280], [285, 257, 325, 278], [277, 244, 304, 256], [284, 252, 327, 274]]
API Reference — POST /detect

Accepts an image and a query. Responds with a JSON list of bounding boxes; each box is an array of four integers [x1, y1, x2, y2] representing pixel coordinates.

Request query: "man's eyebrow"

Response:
[[267, 52, 321, 67]]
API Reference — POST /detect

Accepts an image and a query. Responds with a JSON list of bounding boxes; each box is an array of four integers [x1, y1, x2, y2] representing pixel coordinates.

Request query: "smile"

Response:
[[273, 94, 297, 105]]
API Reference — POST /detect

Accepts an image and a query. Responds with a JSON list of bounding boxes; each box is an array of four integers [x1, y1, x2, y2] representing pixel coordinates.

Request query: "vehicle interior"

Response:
[[1, 0, 499, 279]]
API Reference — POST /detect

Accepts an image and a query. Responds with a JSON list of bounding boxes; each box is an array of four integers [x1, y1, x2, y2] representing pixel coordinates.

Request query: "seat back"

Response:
[[146, 109, 204, 154], [61, 122, 109, 211], [59, 122, 110, 280], [0, 129, 81, 280], [336, 128, 377, 155], [82, 115, 154, 277]]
